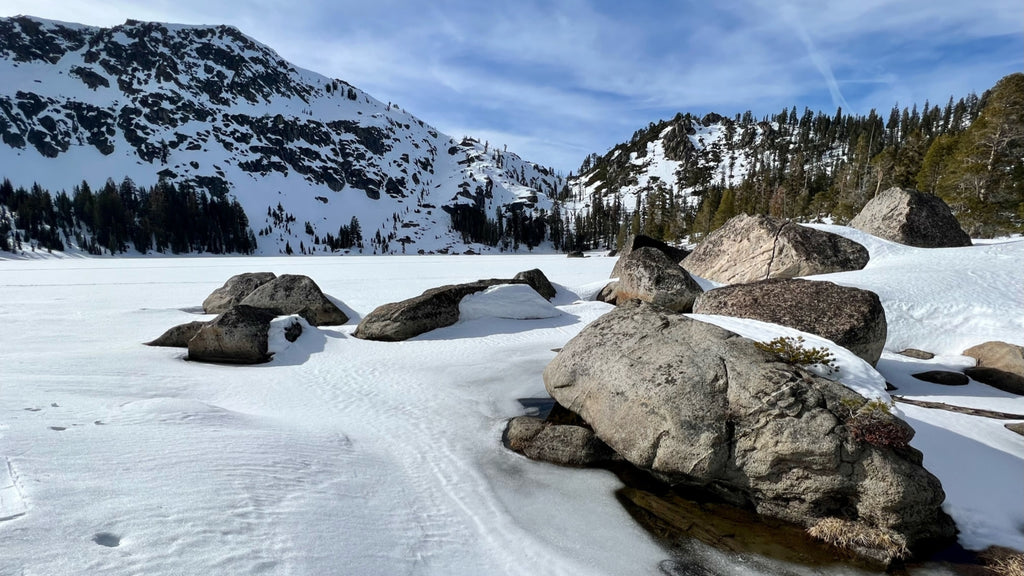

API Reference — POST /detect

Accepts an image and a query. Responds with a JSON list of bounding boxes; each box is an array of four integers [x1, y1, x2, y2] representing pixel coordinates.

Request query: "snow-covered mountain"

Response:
[[0, 16, 564, 255]]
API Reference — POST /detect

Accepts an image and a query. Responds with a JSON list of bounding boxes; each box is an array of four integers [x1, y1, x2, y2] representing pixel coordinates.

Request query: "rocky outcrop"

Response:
[[187, 305, 278, 364], [543, 300, 955, 559], [849, 187, 971, 248], [355, 279, 529, 341], [682, 214, 869, 284], [202, 272, 276, 314], [614, 247, 703, 312], [693, 278, 887, 366], [145, 320, 207, 348], [610, 234, 691, 279], [963, 341, 1024, 395], [512, 268, 556, 301], [503, 416, 615, 467], [239, 274, 348, 326]]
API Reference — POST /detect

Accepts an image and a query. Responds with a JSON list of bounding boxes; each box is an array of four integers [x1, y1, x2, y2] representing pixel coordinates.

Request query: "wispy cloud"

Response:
[[2, 0, 1021, 172]]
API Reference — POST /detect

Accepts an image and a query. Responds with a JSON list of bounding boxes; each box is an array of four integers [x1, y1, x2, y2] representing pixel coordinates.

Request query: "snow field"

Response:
[[1, 230, 1022, 574]]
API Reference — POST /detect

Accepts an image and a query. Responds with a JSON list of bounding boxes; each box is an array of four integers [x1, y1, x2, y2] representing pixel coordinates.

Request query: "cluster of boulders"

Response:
[[146, 272, 348, 363], [148, 268, 561, 361], [508, 189, 983, 565]]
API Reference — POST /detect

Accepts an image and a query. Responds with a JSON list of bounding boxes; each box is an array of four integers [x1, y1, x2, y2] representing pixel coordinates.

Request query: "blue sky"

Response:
[[3, 0, 1021, 173]]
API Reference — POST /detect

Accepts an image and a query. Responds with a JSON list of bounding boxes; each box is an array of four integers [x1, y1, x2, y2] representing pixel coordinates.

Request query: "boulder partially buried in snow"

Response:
[[145, 320, 207, 348], [849, 187, 971, 248], [543, 300, 955, 560], [693, 278, 887, 366], [355, 279, 533, 341], [239, 274, 348, 326], [610, 234, 691, 279], [187, 305, 278, 364], [202, 272, 276, 314], [614, 247, 703, 312], [512, 268, 557, 301], [682, 214, 869, 284], [963, 341, 1024, 395]]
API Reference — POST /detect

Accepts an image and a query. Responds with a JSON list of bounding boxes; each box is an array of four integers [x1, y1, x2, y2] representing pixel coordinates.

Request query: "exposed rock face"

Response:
[[145, 320, 207, 348], [543, 300, 955, 555], [614, 247, 703, 313], [504, 416, 614, 467], [693, 278, 887, 366], [355, 279, 528, 341], [682, 214, 869, 284], [202, 272, 276, 314], [963, 341, 1024, 395], [512, 268, 556, 301], [849, 187, 971, 248], [610, 234, 691, 279], [187, 305, 277, 364], [240, 274, 348, 326]]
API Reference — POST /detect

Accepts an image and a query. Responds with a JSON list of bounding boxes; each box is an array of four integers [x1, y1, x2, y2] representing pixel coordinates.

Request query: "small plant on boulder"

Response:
[[840, 398, 914, 449], [756, 335, 839, 374]]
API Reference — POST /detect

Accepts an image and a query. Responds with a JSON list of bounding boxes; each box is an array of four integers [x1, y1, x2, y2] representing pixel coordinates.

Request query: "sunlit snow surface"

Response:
[[1, 230, 1022, 574]]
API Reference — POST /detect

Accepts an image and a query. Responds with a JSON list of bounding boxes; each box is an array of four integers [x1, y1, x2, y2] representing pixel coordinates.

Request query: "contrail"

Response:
[[782, 5, 851, 111]]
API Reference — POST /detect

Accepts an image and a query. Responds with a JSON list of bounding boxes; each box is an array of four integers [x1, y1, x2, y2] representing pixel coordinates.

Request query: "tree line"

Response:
[[564, 73, 1024, 250], [0, 177, 257, 255]]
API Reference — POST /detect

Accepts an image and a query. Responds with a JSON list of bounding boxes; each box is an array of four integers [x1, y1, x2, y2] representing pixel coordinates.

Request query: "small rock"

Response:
[[911, 371, 969, 386], [1004, 423, 1024, 437], [615, 247, 703, 312], [898, 349, 935, 360]]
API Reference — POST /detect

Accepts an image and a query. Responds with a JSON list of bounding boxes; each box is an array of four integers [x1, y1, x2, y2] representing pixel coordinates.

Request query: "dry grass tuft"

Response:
[[979, 547, 1024, 576], [807, 517, 909, 562]]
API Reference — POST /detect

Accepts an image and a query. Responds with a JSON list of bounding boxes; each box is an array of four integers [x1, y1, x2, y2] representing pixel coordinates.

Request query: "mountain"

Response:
[[0, 16, 564, 256], [563, 73, 1023, 249]]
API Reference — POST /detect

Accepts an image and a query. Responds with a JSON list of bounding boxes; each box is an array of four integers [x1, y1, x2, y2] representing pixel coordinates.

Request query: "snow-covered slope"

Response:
[[0, 16, 563, 255]]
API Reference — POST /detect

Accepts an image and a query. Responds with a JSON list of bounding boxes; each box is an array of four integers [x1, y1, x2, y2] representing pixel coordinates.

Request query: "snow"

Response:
[[1, 229, 1022, 574], [458, 284, 561, 321]]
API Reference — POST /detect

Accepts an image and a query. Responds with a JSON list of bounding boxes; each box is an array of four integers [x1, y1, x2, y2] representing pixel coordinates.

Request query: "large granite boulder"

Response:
[[611, 234, 691, 279], [187, 305, 278, 364], [614, 247, 703, 312], [543, 300, 955, 559], [849, 187, 971, 248], [963, 341, 1024, 395], [145, 320, 207, 348], [203, 272, 276, 314], [512, 268, 556, 301], [682, 214, 869, 284], [240, 274, 348, 326], [693, 278, 887, 366], [355, 279, 525, 341]]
